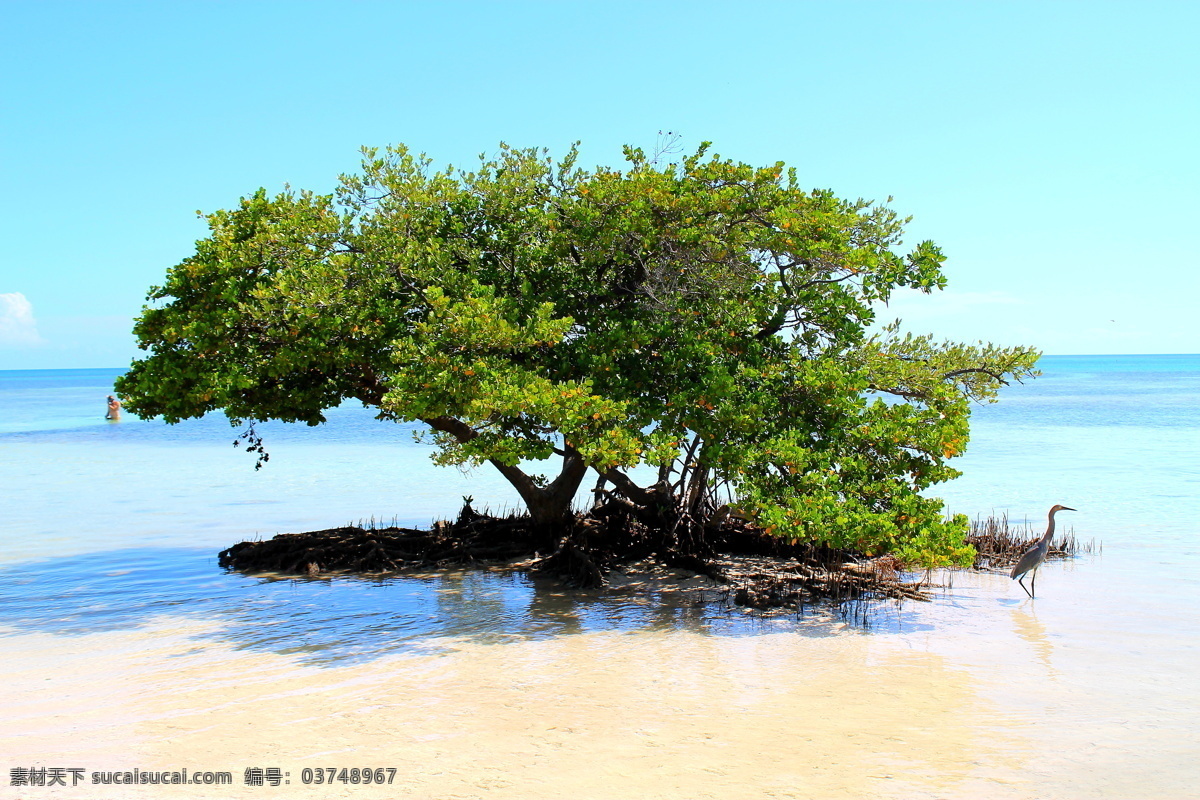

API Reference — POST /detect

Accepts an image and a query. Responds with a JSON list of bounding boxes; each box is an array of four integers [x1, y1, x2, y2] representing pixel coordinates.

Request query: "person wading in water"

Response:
[[105, 395, 121, 421]]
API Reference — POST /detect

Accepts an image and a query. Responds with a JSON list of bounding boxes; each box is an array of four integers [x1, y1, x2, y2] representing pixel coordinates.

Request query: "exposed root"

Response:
[[218, 505, 539, 575], [535, 533, 606, 588], [967, 511, 1096, 570]]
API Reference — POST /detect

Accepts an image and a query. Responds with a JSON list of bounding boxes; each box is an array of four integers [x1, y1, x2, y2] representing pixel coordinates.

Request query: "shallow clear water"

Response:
[[2, 356, 1198, 798]]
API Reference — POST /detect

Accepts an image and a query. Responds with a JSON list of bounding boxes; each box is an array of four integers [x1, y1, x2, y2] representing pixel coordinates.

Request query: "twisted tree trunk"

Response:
[[423, 416, 588, 532]]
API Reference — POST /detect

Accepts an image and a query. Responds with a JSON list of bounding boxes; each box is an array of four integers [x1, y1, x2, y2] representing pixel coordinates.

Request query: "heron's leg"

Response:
[[1030, 569, 1037, 599], [1017, 575, 1033, 599]]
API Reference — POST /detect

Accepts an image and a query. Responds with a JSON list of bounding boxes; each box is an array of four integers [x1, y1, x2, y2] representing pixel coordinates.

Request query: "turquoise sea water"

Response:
[[2, 355, 1199, 797]]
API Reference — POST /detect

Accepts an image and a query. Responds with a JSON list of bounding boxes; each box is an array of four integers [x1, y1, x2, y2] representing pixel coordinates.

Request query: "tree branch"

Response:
[[941, 367, 1008, 384], [598, 467, 658, 506]]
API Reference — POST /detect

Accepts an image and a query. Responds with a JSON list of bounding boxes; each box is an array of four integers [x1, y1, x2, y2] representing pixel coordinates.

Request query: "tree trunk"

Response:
[[515, 446, 588, 529], [422, 415, 587, 532]]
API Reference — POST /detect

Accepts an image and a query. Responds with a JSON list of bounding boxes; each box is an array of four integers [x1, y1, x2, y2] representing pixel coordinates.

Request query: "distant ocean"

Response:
[[2, 355, 1198, 798], [3, 355, 1196, 558]]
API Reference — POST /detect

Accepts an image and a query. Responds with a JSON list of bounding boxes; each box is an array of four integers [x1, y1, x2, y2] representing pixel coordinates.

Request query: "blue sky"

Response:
[[2, 0, 1196, 369]]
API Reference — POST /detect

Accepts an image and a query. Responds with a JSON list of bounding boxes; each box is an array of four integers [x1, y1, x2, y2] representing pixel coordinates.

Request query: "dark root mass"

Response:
[[219, 500, 935, 612]]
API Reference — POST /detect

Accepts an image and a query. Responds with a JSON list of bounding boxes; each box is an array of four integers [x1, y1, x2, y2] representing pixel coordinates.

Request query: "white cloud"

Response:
[[0, 292, 44, 347]]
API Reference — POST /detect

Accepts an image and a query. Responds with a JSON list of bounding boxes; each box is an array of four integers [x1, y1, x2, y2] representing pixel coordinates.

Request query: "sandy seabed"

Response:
[[5, 621, 1016, 800]]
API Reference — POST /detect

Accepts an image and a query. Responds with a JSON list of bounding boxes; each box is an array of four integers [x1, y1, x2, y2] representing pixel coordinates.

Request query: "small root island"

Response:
[[218, 503, 1085, 613]]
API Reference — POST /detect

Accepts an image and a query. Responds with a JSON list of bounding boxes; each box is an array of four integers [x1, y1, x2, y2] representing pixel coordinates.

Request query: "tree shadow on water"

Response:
[[0, 547, 884, 667]]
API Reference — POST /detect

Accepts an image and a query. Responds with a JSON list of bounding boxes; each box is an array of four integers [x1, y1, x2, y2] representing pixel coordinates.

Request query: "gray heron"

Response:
[[1010, 504, 1076, 598]]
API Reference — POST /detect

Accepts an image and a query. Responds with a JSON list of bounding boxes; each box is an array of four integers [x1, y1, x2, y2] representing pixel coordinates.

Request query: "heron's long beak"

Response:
[[1062, 506, 1077, 511]]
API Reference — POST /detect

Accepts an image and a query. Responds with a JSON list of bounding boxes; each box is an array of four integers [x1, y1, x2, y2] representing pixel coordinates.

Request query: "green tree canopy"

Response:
[[116, 140, 1038, 566]]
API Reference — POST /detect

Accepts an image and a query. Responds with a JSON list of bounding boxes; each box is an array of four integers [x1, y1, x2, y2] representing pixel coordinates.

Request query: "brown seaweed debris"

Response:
[[722, 554, 929, 610]]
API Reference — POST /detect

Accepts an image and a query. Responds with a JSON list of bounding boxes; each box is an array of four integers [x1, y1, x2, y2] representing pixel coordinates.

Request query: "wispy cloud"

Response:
[[0, 292, 44, 347]]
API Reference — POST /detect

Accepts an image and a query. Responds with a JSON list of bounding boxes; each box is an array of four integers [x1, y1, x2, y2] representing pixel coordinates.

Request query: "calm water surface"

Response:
[[2, 356, 1198, 798]]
